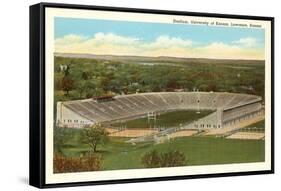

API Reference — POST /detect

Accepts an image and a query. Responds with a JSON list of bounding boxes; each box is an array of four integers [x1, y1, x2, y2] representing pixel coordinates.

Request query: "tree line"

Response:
[[55, 57, 265, 98]]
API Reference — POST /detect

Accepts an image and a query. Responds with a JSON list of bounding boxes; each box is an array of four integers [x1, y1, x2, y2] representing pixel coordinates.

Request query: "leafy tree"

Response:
[[82, 71, 92, 80], [61, 76, 74, 96], [54, 73, 64, 91], [80, 124, 109, 153], [76, 80, 86, 98]]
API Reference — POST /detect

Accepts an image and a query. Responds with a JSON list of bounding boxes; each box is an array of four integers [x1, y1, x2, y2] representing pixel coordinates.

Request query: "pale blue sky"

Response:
[[54, 17, 265, 60], [55, 17, 264, 48]]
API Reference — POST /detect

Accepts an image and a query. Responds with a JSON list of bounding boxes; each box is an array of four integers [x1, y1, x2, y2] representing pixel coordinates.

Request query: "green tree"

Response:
[[61, 76, 74, 96], [80, 124, 109, 153]]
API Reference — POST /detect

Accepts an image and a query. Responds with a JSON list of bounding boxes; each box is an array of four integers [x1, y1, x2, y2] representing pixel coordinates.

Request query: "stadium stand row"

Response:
[[56, 92, 263, 129]]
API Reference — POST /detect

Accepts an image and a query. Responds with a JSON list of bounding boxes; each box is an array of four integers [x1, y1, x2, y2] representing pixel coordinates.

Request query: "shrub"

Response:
[[160, 150, 186, 167], [54, 153, 103, 173], [141, 150, 161, 168], [141, 150, 186, 168]]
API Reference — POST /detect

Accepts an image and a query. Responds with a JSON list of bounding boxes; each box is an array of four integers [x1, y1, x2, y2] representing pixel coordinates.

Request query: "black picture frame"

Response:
[[29, 2, 274, 188]]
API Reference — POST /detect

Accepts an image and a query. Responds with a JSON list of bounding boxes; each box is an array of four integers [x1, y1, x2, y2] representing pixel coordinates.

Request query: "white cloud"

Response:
[[92, 32, 140, 45], [232, 37, 258, 47], [193, 42, 263, 60], [55, 33, 264, 60], [146, 35, 192, 49], [55, 34, 87, 45]]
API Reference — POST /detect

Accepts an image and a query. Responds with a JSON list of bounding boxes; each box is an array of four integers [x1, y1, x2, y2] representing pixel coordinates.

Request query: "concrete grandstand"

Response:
[[56, 92, 264, 132]]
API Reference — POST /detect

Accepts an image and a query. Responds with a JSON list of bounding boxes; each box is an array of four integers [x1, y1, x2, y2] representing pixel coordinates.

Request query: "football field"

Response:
[[111, 110, 214, 129]]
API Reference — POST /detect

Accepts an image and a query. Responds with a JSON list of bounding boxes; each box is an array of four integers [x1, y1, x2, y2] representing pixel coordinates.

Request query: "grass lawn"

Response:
[[111, 110, 214, 129], [57, 128, 265, 171]]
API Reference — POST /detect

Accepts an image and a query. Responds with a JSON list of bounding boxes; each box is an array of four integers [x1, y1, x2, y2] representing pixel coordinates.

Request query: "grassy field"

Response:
[[111, 110, 213, 129], [57, 128, 265, 171]]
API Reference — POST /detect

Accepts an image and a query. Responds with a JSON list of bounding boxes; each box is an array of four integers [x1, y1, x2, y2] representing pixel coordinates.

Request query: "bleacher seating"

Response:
[[60, 92, 262, 125]]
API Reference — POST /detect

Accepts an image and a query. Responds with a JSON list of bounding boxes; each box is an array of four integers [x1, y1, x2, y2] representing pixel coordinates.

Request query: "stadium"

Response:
[[56, 92, 264, 142]]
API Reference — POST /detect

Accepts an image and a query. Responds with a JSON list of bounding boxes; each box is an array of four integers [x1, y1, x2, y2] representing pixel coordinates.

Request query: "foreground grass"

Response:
[[58, 129, 265, 171]]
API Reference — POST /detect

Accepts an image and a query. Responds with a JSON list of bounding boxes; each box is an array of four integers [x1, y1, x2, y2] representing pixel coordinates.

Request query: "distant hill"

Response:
[[54, 53, 264, 65]]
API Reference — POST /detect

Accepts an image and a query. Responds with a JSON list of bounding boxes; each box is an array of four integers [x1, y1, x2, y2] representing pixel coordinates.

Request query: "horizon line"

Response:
[[54, 52, 265, 62]]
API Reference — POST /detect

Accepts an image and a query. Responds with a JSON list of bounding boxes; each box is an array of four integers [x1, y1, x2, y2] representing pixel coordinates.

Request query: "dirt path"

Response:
[[226, 132, 265, 140], [109, 129, 158, 137]]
